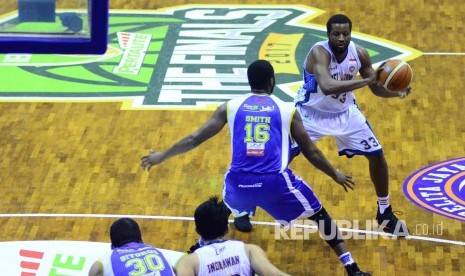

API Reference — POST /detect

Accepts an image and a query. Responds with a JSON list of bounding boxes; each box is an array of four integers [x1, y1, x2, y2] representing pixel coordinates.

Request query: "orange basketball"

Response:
[[377, 59, 413, 92]]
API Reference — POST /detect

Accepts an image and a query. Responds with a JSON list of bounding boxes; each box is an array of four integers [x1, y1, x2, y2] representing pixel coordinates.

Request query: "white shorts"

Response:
[[297, 104, 383, 157]]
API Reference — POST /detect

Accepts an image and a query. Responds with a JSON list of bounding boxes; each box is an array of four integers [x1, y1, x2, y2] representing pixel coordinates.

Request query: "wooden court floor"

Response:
[[1, 0, 464, 275]]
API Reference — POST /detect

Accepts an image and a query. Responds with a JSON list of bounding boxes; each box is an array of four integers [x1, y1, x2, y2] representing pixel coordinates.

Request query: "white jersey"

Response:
[[294, 40, 361, 113], [195, 240, 252, 276]]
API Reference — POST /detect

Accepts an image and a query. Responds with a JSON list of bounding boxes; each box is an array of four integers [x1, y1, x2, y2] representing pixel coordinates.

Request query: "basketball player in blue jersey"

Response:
[[142, 60, 371, 275], [294, 14, 410, 236], [88, 218, 175, 276], [176, 196, 291, 276]]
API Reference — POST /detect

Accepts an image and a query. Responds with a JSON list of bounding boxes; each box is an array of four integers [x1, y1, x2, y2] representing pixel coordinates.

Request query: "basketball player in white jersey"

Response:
[[175, 196, 290, 276], [294, 14, 410, 236]]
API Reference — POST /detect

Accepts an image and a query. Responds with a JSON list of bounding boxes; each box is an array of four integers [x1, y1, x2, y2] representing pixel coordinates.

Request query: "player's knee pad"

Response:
[[308, 207, 344, 248]]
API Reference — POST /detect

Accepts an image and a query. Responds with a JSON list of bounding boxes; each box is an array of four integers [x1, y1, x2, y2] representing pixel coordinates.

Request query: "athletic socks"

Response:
[[378, 196, 390, 214], [339, 252, 355, 266]]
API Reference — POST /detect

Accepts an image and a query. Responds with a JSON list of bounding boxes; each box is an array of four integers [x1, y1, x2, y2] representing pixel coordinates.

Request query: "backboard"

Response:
[[0, 0, 108, 54]]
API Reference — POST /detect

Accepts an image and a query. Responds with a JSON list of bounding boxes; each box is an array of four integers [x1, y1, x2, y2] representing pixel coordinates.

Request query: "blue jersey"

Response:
[[100, 242, 175, 276], [226, 93, 295, 173]]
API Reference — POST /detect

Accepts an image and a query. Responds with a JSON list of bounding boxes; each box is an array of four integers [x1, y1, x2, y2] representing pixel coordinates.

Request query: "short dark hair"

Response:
[[247, 59, 274, 90], [110, 218, 142, 248], [195, 196, 230, 240], [326, 14, 352, 34]]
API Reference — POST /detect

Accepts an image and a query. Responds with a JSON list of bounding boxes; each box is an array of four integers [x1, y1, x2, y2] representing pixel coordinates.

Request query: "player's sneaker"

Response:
[[376, 205, 409, 237], [344, 263, 371, 276], [234, 215, 252, 232]]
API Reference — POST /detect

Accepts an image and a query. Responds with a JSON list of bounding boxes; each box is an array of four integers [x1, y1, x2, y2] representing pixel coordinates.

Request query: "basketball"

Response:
[[377, 59, 413, 92]]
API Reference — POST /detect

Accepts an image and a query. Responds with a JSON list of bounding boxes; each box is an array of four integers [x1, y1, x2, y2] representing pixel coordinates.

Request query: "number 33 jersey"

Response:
[[295, 40, 361, 113]]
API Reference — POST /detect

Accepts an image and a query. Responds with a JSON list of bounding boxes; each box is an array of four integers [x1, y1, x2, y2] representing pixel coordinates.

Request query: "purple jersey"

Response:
[[224, 93, 322, 222], [100, 242, 175, 276], [226, 93, 295, 173]]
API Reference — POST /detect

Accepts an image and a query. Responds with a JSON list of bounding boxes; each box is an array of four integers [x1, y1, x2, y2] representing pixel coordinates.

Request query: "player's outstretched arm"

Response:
[[246, 244, 291, 276], [308, 46, 374, 95], [290, 111, 355, 191], [141, 103, 227, 171]]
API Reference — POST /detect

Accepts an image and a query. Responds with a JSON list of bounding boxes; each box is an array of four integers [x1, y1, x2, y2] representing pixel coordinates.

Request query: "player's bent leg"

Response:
[[222, 198, 254, 233], [223, 203, 254, 233], [223, 175, 255, 232], [308, 207, 344, 250], [365, 152, 389, 197], [233, 214, 253, 233], [260, 170, 323, 223], [334, 110, 409, 237], [308, 207, 371, 276], [365, 154, 409, 237]]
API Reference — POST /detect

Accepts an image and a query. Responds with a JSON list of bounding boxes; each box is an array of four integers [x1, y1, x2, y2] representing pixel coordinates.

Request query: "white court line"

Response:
[[423, 52, 465, 55], [1, 213, 464, 246]]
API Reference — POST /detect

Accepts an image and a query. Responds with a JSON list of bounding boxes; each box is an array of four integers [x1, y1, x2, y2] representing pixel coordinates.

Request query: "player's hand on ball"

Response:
[[399, 86, 412, 99], [332, 170, 356, 192], [368, 63, 386, 85], [374, 62, 387, 82], [368, 69, 379, 84], [377, 59, 413, 91], [141, 149, 164, 171]]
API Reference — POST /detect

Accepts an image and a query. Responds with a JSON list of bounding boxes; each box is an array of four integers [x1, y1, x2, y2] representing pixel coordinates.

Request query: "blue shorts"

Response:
[[223, 169, 322, 223]]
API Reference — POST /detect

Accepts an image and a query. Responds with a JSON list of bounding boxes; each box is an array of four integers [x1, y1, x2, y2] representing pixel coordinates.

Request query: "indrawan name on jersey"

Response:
[[207, 255, 240, 273]]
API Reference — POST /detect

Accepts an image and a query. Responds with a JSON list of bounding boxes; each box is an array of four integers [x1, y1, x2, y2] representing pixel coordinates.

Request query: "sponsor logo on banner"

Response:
[[113, 32, 152, 75], [0, 5, 422, 110], [403, 157, 465, 222]]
